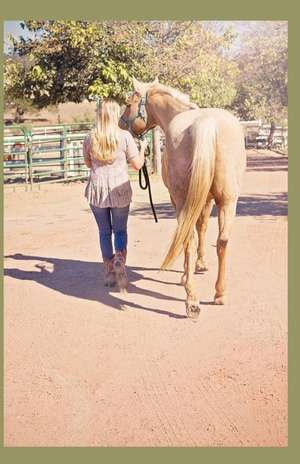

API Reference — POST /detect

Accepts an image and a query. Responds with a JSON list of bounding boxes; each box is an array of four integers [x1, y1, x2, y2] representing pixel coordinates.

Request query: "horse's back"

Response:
[[168, 107, 244, 146], [196, 108, 244, 140], [172, 107, 246, 165]]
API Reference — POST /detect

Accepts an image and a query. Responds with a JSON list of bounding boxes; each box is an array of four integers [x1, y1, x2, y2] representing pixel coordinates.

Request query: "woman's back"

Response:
[[84, 128, 138, 208]]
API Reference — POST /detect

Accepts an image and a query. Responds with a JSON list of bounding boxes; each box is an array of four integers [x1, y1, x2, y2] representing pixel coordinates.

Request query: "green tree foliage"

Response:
[[5, 20, 151, 107], [144, 21, 239, 108], [4, 21, 288, 125], [4, 56, 40, 122], [233, 22, 288, 124], [5, 21, 239, 110]]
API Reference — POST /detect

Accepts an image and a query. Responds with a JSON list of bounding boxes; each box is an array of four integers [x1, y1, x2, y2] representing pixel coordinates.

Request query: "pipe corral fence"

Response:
[[3, 123, 154, 188], [240, 121, 288, 149], [3, 121, 287, 188]]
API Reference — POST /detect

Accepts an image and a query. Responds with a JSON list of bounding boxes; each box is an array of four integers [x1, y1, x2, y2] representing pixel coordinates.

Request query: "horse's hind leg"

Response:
[[195, 198, 213, 272], [184, 231, 200, 319], [181, 248, 188, 285], [214, 199, 238, 305]]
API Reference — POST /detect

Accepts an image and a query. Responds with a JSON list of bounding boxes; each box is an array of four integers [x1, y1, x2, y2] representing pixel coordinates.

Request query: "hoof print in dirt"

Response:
[[186, 302, 201, 320]]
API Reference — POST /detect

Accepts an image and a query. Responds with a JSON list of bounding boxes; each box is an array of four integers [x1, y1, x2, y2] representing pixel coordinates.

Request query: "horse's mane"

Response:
[[150, 83, 198, 110]]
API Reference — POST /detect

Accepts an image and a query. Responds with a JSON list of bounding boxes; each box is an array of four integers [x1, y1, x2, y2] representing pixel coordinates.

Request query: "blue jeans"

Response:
[[90, 204, 129, 260]]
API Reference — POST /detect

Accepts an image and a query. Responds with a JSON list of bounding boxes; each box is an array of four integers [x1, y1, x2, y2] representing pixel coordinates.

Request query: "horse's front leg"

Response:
[[161, 151, 170, 190], [184, 231, 201, 319]]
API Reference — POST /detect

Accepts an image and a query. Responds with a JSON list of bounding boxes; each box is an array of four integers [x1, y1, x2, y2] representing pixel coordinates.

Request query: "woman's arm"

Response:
[[128, 139, 148, 171]]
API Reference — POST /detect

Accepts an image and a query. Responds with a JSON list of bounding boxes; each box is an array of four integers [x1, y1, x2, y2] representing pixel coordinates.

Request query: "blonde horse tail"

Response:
[[161, 117, 216, 269]]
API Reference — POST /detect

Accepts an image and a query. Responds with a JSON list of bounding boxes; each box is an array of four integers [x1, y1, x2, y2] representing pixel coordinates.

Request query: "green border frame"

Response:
[[1, 1, 298, 463]]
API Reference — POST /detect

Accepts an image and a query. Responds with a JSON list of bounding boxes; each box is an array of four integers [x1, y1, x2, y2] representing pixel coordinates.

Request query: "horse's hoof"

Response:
[[214, 295, 226, 305], [195, 259, 208, 272], [186, 301, 201, 319], [195, 264, 208, 272]]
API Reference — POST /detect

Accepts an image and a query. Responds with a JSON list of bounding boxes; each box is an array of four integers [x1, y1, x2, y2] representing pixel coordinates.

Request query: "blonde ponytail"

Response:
[[90, 99, 121, 164]]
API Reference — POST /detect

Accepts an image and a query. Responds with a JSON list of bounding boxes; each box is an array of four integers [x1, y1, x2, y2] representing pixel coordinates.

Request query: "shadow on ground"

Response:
[[234, 192, 287, 217], [131, 151, 287, 220], [246, 152, 288, 172], [131, 202, 176, 219], [131, 192, 287, 220], [4, 253, 186, 319]]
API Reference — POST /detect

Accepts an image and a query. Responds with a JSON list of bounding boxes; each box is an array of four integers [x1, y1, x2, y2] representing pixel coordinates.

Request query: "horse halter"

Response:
[[120, 92, 148, 139]]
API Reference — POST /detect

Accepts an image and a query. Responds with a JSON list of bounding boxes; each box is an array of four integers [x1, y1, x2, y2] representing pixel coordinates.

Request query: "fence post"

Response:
[[60, 126, 68, 179], [68, 141, 77, 177], [22, 128, 29, 184], [153, 126, 162, 176], [25, 128, 33, 188]]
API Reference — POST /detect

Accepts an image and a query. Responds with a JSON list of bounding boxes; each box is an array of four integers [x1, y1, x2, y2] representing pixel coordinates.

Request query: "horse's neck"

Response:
[[148, 94, 190, 132]]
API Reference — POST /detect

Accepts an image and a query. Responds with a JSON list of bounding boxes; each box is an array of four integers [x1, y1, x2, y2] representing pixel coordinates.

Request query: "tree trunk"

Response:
[[153, 126, 162, 176], [267, 121, 276, 149], [14, 106, 24, 124]]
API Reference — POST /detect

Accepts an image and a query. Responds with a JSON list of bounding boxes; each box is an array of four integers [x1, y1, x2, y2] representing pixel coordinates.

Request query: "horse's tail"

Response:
[[161, 117, 216, 270]]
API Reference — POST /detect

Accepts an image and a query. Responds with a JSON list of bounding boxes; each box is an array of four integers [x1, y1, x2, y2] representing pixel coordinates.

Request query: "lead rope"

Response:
[[139, 162, 158, 223], [137, 135, 158, 223]]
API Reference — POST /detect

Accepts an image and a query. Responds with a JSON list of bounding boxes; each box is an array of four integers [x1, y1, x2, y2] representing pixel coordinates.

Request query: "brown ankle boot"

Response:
[[103, 257, 116, 287], [113, 250, 128, 292]]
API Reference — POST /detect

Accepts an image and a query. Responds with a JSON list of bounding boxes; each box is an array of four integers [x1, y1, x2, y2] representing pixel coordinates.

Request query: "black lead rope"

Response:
[[139, 162, 158, 223]]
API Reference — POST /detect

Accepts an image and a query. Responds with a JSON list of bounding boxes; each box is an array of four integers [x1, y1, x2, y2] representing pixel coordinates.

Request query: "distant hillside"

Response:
[[4, 101, 97, 126]]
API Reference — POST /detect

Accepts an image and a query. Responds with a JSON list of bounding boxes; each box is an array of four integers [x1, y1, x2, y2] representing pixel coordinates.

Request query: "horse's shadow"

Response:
[[4, 253, 187, 319]]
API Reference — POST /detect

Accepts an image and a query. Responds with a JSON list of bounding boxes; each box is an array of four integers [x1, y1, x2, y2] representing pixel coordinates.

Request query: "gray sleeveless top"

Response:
[[83, 129, 139, 208]]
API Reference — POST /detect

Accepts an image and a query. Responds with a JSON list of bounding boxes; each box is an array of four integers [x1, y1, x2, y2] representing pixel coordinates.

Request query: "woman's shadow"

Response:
[[4, 253, 186, 319]]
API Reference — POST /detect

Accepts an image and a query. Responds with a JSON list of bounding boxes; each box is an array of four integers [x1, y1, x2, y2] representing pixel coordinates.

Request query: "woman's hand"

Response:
[[129, 138, 148, 171], [139, 138, 148, 151]]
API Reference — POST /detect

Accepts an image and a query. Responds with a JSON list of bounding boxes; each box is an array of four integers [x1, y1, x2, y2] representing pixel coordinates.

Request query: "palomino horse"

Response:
[[120, 78, 246, 319]]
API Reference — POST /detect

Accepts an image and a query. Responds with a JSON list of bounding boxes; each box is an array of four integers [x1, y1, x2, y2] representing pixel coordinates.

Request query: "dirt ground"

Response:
[[4, 149, 288, 447]]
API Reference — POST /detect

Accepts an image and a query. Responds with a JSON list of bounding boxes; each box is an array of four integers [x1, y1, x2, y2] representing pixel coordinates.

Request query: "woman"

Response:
[[83, 99, 147, 291]]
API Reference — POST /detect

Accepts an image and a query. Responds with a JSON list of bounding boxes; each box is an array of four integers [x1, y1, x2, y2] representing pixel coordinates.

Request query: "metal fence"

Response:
[[157, 121, 288, 153], [3, 120, 287, 187], [240, 121, 288, 149], [3, 123, 153, 187]]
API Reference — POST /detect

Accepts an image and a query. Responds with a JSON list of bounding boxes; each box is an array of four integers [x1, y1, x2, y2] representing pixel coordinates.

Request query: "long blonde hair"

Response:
[[90, 99, 121, 164]]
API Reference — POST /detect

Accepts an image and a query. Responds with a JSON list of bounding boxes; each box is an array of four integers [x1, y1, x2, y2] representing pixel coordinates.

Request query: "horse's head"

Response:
[[119, 77, 158, 137]]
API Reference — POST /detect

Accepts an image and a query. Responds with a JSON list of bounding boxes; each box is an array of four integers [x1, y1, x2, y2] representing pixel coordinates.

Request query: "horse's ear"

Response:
[[132, 76, 143, 92], [153, 76, 159, 84]]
